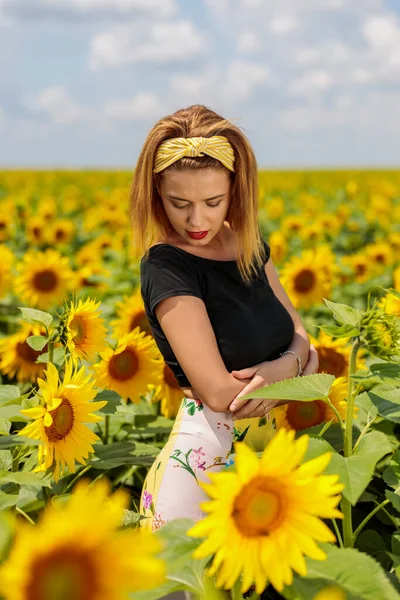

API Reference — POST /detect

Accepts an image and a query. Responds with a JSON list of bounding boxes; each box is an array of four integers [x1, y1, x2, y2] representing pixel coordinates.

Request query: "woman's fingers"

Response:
[[302, 343, 319, 376], [232, 398, 272, 420]]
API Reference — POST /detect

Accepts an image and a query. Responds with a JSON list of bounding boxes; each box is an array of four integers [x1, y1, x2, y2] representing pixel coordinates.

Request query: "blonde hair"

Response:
[[129, 104, 266, 285]]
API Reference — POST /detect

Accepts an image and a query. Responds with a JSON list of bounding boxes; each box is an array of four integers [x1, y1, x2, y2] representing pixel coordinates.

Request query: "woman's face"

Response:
[[159, 168, 231, 247]]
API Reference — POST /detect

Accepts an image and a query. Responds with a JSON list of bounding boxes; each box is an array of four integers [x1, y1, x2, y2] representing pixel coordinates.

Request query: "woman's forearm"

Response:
[[276, 326, 311, 379]]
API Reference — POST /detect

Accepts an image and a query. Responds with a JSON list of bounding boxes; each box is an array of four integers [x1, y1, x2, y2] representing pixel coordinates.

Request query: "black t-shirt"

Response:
[[140, 240, 295, 387]]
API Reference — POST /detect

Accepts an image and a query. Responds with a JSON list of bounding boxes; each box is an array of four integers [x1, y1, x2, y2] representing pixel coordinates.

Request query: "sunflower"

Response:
[[394, 266, 400, 290], [25, 215, 48, 245], [73, 263, 111, 294], [60, 297, 108, 366], [365, 241, 395, 271], [341, 254, 371, 284], [148, 363, 185, 419], [271, 377, 356, 432], [18, 360, 107, 482], [268, 230, 287, 264], [14, 249, 75, 310], [378, 291, 400, 316], [0, 210, 15, 242], [46, 218, 76, 246], [92, 329, 163, 403], [313, 585, 347, 600], [0, 244, 14, 299], [281, 214, 305, 237], [0, 478, 165, 600], [110, 288, 152, 338], [187, 429, 344, 594], [0, 322, 51, 383], [37, 195, 57, 221], [280, 248, 333, 309], [309, 331, 366, 378]]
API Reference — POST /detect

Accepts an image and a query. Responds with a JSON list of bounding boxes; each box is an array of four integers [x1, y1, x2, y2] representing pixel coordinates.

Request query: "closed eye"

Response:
[[173, 201, 222, 210]]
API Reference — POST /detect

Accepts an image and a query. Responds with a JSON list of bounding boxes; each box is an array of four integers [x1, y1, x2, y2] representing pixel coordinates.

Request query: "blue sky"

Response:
[[1, 0, 400, 168]]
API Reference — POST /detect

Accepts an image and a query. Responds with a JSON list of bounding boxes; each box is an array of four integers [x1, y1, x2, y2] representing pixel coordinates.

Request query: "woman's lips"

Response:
[[186, 230, 208, 239]]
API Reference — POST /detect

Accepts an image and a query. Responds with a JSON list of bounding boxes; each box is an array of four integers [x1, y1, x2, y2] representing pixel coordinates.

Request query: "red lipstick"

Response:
[[187, 230, 208, 240]]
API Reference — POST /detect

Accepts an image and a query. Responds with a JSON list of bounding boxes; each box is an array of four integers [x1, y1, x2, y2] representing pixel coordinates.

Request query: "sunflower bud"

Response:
[[360, 300, 400, 360]]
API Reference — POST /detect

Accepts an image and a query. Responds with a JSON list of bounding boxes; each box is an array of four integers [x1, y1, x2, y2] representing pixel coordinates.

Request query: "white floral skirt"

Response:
[[139, 396, 277, 531]]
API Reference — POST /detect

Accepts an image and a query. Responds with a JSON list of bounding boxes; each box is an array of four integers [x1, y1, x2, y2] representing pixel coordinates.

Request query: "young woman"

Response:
[[129, 104, 318, 532]]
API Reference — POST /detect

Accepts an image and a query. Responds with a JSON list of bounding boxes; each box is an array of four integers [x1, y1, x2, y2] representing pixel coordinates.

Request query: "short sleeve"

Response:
[[140, 246, 204, 315], [263, 238, 271, 262]]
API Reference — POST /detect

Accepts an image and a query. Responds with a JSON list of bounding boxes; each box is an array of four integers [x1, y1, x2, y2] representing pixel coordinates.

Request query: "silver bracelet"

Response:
[[279, 350, 303, 377]]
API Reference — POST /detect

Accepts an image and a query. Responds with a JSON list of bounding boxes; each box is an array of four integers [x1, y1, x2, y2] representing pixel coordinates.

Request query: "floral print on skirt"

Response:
[[139, 396, 277, 531]]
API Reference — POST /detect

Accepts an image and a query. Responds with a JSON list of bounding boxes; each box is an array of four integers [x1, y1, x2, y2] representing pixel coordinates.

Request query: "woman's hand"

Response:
[[229, 344, 319, 420]]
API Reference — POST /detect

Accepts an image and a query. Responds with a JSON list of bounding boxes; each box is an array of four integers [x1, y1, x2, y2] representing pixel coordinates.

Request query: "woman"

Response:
[[129, 104, 318, 532]]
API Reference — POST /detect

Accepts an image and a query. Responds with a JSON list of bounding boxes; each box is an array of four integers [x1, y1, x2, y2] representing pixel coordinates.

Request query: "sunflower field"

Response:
[[0, 169, 399, 600]]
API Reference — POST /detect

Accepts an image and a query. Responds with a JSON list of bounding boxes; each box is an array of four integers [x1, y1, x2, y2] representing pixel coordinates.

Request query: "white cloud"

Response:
[[89, 20, 207, 70], [21, 86, 93, 125], [0, 0, 177, 20], [270, 16, 298, 36], [21, 86, 163, 125], [103, 92, 163, 120], [237, 30, 261, 53], [362, 13, 400, 47], [288, 70, 333, 96], [170, 60, 270, 107]]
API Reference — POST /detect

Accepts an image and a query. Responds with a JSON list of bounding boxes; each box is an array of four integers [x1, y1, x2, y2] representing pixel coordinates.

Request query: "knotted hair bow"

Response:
[[153, 135, 235, 173]]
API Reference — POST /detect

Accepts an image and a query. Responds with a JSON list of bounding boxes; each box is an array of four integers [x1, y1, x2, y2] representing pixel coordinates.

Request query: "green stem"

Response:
[[104, 415, 110, 445], [342, 338, 362, 548], [16, 506, 35, 524], [48, 339, 54, 364], [325, 400, 345, 432], [331, 518, 344, 549], [353, 416, 378, 452], [352, 499, 390, 543], [317, 420, 334, 438], [65, 465, 92, 493]]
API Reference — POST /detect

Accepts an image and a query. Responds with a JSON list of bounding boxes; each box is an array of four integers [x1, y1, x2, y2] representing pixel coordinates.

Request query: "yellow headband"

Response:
[[153, 135, 235, 173]]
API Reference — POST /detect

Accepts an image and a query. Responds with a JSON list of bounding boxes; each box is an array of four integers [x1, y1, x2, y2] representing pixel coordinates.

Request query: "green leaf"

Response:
[[323, 298, 363, 328], [0, 491, 18, 511], [120, 509, 143, 528], [303, 543, 399, 600], [355, 530, 392, 570], [385, 288, 400, 300], [386, 491, 400, 513], [370, 362, 400, 380], [0, 435, 42, 449], [0, 470, 52, 488], [0, 386, 21, 404], [317, 323, 361, 338], [367, 388, 400, 423], [0, 419, 11, 434], [239, 373, 335, 402], [0, 404, 30, 422], [18, 306, 53, 329], [26, 335, 48, 351], [306, 431, 392, 505], [93, 441, 137, 460], [36, 347, 65, 365], [95, 389, 123, 414]]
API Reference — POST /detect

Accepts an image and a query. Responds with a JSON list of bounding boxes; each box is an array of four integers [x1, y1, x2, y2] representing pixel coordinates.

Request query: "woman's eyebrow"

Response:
[[167, 194, 225, 202]]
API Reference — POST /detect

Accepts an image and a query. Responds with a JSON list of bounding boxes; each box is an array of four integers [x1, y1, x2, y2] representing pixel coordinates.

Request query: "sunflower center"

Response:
[[130, 310, 152, 335], [286, 400, 326, 431], [318, 347, 346, 378], [33, 269, 58, 292], [232, 476, 285, 537], [45, 398, 74, 441], [164, 364, 181, 389], [294, 269, 316, 293], [355, 262, 367, 276], [69, 316, 86, 345], [17, 338, 47, 364], [108, 348, 139, 381], [27, 546, 99, 600], [55, 229, 67, 241]]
